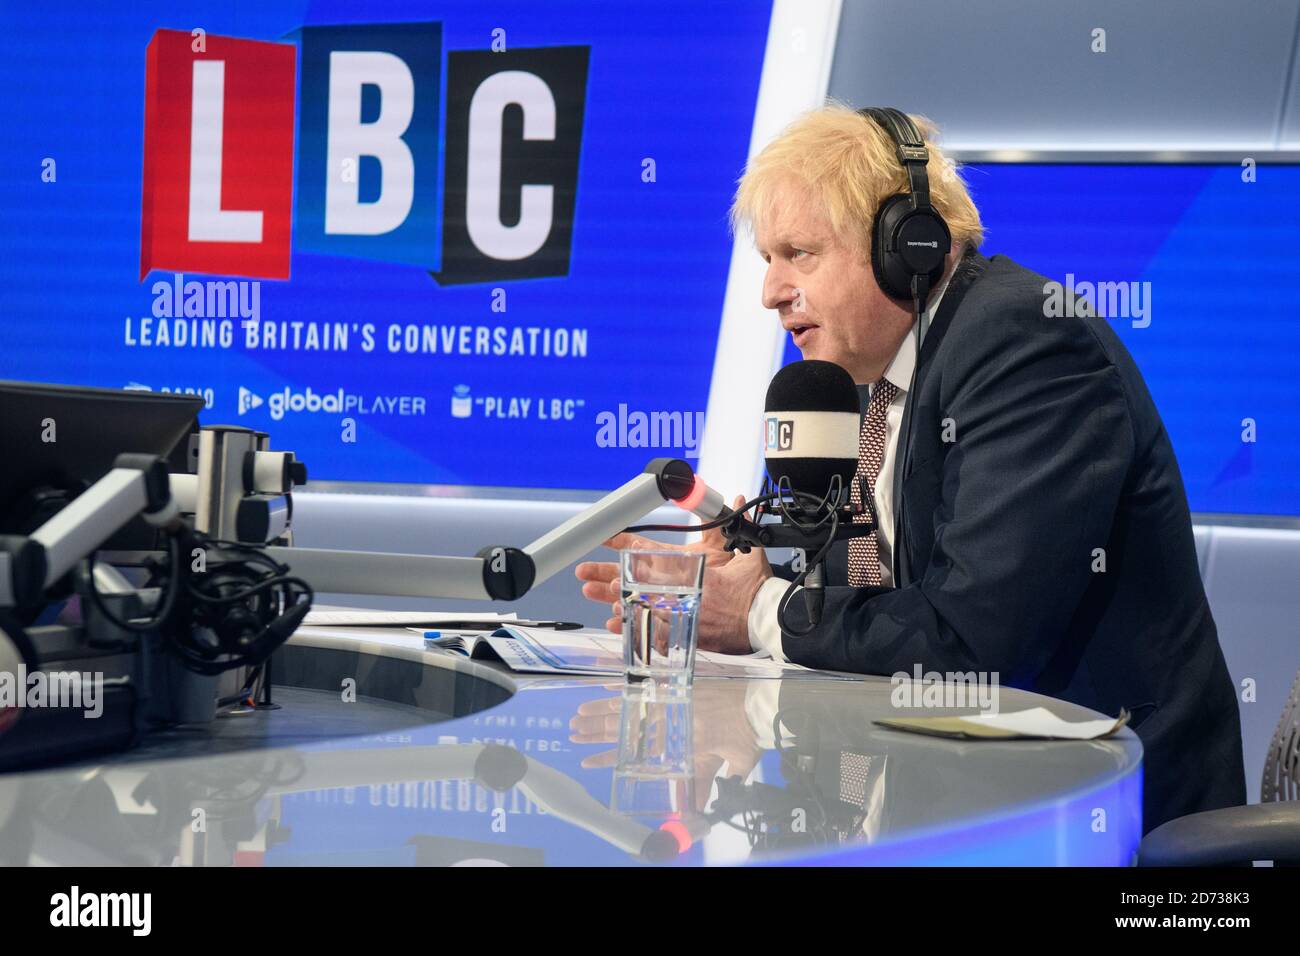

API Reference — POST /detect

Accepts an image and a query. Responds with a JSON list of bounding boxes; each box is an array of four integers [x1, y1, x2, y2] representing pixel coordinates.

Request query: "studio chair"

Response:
[[1138, 666, 1300, 866]]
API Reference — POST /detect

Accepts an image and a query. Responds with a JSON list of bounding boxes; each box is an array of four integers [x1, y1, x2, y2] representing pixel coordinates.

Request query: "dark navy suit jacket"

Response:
[[776, 250, 1246, 833]]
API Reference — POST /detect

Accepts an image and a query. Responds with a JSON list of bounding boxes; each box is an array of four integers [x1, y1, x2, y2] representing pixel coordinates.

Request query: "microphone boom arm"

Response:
[[255, 458, 721, 603]]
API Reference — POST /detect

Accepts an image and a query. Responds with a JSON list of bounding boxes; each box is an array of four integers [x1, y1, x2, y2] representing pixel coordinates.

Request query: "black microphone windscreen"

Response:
[[764, 359, 860, 415], [763, 361, 860, 498]]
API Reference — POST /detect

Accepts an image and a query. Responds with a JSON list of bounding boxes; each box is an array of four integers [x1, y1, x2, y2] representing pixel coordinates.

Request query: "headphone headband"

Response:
[[858, 107, 930, 208]]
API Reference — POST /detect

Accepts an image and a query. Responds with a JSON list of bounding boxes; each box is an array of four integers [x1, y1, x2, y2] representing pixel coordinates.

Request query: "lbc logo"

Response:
[[140, 24, 588, 283], [765, 417, 794, 451]]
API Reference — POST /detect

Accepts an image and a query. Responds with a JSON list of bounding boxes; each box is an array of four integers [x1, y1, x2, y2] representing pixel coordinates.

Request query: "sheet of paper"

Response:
[[961, 706, 1128, 739], [484, 628, 617, 675], [875, 706, 1129, 740], [477, 626, 853, 679], [303, 606, 517, 626]]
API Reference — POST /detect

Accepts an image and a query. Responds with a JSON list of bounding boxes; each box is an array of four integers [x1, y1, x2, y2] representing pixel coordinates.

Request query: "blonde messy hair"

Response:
[[730, 102, 983, 254]]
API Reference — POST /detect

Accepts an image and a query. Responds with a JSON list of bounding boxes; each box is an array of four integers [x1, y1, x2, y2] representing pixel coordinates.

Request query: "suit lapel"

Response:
[[890, 250, 988, 586]]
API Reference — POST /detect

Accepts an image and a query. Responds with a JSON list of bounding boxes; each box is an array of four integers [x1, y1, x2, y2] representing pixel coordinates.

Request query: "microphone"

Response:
[[657, 460, 731, 524], [643, 359, 859, 536], [763, 361, 860, 627], [763, 360, 860, 506], [624, 363, 869, 634]]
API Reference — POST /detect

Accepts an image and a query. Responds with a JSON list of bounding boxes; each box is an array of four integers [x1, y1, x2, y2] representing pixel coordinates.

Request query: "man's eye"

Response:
[[791, 248, 809, 260]]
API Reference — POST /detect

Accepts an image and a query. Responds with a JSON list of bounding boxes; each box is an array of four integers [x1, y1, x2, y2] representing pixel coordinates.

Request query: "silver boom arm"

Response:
[[263, 458, 725, 602], [0, 455, 176, 608], [1, 456, 723, 607]]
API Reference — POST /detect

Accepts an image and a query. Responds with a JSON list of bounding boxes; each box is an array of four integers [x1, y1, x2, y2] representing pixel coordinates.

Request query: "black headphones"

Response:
[[857, 107, 951, 303], [856, 108, 952, 590]]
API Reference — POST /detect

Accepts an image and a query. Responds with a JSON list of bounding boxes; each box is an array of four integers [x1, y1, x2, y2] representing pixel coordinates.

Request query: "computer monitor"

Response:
[[0, 380, 204, 534]]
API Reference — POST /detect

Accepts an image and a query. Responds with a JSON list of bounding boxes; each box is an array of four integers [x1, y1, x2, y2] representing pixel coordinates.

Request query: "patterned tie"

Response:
[[847, 378, 898, 586]]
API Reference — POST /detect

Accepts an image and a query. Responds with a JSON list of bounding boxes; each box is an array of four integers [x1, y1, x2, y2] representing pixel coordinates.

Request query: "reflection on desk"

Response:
[[0, 625, 1142, 866]]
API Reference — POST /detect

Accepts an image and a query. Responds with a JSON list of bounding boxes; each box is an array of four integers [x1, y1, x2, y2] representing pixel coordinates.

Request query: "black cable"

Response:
[[217, 664, 263, 707], [623, 492, 782, 535], [172, 535, 313, 674], [775, 505, 839, 638], [624, 485, 854, 638], [775, 475, 841, 535], [624, 488, 837, 537], [187, 565, 309, 607], [87, 524, 313, 676], [84, 532, 182, 635], [891, 274, 930, 587]]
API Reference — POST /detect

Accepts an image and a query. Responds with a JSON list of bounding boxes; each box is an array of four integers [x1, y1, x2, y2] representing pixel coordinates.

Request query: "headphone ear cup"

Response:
[[870, 194, 915, 300], [872, 196, 952, 300]]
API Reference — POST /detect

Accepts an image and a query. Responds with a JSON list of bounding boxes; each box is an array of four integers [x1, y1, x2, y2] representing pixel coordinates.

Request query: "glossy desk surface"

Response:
[[0, 624, 1144, 866]]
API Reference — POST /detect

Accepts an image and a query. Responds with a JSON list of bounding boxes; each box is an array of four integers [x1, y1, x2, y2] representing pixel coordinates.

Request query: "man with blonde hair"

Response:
[[577, 104, 1244, 833]]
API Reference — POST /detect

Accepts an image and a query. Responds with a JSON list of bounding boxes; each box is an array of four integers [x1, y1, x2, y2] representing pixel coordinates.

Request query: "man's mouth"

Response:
[[786, 323, 818, 348]]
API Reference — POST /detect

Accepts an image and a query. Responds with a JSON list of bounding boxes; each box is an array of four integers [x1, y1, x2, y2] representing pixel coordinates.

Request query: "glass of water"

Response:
[[619, 549, 706, 690]]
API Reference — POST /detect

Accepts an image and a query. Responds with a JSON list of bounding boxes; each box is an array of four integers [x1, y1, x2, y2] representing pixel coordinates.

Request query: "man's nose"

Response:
[[762, 263, 794, 312]]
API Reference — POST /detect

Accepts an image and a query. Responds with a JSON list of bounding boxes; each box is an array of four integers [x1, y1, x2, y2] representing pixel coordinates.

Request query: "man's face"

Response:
[[755, 183, 911, 384]]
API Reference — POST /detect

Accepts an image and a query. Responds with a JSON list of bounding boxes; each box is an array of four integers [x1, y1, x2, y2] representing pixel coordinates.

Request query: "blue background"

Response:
[[774, 163, 1300, 517], [0, 1, 771, 489], [970, 163, 1300, 517], [3, 2, 1296, 516]]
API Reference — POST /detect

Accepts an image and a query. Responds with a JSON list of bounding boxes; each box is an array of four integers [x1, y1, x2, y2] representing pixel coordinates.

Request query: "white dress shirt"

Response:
[[746, 280, 950, 661]]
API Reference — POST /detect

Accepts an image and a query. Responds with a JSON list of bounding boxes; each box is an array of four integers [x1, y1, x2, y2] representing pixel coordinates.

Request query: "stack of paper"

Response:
[[416, 624, 852, 680], [304, 606, 517, 627]]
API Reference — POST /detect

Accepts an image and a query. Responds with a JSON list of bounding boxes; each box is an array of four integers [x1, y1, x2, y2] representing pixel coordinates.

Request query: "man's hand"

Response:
[[573, 495, 772, 655]]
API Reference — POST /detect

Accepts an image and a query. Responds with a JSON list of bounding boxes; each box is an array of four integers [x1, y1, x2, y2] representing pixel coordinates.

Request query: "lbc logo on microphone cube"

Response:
[[140, 24, 588, 283], [766, 417, 795, 451]]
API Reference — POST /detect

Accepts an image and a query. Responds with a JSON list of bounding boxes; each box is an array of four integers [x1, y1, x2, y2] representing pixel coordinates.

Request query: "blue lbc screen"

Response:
[[2, 3, 1294, 517], [0, 0, 772, 491]]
